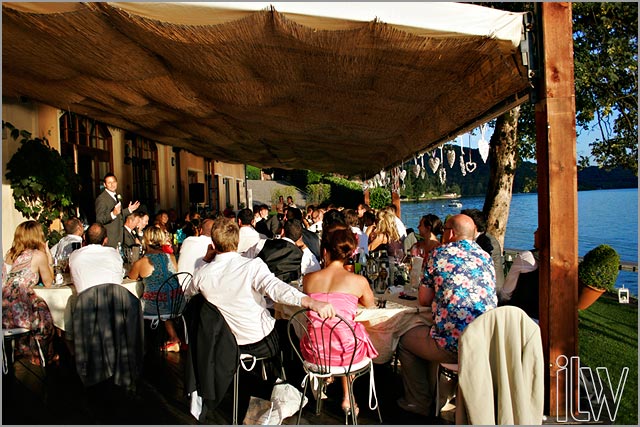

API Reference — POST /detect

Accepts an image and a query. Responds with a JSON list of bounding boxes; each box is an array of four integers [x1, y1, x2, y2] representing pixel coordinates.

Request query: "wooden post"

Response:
[[392, 191, 401, 217], [535, 2, 578, 418], [364, 188, 370, 206]]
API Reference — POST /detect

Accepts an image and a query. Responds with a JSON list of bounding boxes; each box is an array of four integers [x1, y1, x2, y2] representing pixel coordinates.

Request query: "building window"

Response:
[[127, 133, 159, 214], [59, 112, 112, 224], [224, 177, 231, 209]]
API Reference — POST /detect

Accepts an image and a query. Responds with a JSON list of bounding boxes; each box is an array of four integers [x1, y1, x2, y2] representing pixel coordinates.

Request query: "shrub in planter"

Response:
[[578, 244, 620, 292]]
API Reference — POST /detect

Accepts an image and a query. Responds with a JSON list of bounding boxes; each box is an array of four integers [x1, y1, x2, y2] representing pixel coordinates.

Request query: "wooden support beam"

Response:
[[535, 2, 578, 417], [392, 191, 401, 217]]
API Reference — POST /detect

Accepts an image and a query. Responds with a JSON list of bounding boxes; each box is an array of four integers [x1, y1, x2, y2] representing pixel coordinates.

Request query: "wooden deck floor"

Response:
[[2, 333, 451, 425]]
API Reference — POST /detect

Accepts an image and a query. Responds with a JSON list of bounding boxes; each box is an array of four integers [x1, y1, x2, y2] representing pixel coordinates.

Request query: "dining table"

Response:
[[33, 273, 144, 332], [274, 285, 433, 364]]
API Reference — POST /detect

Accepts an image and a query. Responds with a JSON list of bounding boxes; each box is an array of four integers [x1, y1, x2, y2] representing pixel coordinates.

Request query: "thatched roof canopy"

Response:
[[2, 2, 531, 176]]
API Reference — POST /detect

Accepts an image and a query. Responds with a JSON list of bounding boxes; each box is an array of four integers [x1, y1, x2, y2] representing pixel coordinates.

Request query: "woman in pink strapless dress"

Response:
[[301, 224, 378, 417]]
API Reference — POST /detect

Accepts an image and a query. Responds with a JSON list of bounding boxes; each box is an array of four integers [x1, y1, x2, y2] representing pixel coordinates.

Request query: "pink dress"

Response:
[[301, 292, 378, 367]]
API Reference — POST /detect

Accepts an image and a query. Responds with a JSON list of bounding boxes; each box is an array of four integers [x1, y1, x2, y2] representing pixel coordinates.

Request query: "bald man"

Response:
[[396, 214, 497, 417], [177, 218, 214, 275]]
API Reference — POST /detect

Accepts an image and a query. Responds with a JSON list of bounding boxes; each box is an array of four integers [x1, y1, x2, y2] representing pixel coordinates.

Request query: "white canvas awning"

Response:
[[2, 2, 530, 176]]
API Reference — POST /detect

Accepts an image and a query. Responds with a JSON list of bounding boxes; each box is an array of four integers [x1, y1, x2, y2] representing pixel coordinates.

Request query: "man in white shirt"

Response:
[[50, 217, 84, 259], [69, 223, 123, 294], [177, 218, 214, 275], [236, 208, 266, 257], [186, 218, 334, 364]]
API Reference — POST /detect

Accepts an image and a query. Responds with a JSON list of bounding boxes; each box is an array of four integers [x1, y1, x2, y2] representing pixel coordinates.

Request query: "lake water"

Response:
[[400, 188, 638, 296]]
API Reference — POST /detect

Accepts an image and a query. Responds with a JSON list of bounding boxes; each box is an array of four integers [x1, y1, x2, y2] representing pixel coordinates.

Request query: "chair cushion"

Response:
[[303, 356, 371, 375]]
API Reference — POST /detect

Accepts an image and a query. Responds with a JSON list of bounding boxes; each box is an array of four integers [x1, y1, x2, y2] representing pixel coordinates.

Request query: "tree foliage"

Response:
[[3, 121, 79, 242], [572, 2, 638, 174], [368, 187, 391, 210]]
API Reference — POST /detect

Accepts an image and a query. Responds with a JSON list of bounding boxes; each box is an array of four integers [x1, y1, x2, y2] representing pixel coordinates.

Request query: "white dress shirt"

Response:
[[394, 216, 407, 239], [237, 226, 266, 256], [177, 235, 212, 275], [50, 234, 83, 259], [301, 247, 321, 275], [351, 226, 369, 256], [187, 252, 306, 345], [500, 250, 538, 301], [69, 244, 123, 294]]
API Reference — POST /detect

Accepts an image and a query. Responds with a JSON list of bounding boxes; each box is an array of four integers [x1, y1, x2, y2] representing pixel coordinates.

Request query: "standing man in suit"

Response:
[[95, 173, 140, 249]]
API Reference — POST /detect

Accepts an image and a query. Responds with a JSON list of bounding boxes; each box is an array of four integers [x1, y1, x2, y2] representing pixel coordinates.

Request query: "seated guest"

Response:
[[123, 212, 141, 250], [258, 219, 304, 283], [499, 229, 539, 320], [462, 208, 505, 293], [286, 206, 321, 263], [368, 209, 402, 256], [184, 218, 335, 378], [307, 208, 324, 234], [254, 204, 274, 238], [135, 211, 150, 239], [177, 219, 214, 275], [128, 226, 181, 352], [69, 223, 123, 294], [362, 210, 376, 236], [385, 204, 407, 240], [344, 208, 368, 256], [237, 208, 267, 257], [50, 216, 84, 259], [397, 214, 497, 416], [301, 226, 378, 417], [409, 214, 443, 268], [2, 220, 55, 365]]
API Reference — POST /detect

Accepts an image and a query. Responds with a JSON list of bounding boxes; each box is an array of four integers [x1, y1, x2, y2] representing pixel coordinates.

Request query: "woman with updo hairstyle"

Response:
[[409, 214, 443, 264], [128, 225, 181, 352], [301, 225, 378, 418]]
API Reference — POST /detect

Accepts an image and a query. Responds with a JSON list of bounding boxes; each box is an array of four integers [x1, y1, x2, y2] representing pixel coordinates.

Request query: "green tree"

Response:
[[3, 121, 79, 244], [246, 165, 261, 180], [474, 2, 637, 245]]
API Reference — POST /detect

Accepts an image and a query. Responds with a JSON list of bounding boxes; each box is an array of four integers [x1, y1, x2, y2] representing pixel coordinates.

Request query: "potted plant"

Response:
[[3, 121, 79, 246], [577, 244, 620, 310]]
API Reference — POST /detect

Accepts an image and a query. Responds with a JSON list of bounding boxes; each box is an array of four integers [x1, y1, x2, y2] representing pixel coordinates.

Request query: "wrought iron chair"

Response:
[[143, 272, 191, 351], [287, 308, 382, 425]]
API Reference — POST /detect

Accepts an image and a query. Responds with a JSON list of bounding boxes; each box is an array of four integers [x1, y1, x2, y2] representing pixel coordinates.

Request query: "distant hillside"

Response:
[[577, 166, 638, 190], [408, 148, 636, 196]]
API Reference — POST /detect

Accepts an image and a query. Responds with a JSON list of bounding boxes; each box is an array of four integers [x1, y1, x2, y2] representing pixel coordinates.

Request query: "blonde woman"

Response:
[[128, 225, 181, 352], [368, 209, 402, 256], [2, 220, 56, 365]]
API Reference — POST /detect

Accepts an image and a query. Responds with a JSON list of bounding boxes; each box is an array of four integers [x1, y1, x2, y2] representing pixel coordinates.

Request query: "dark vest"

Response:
[[258, 239, 303, 283], [501, 268, 539, 320]]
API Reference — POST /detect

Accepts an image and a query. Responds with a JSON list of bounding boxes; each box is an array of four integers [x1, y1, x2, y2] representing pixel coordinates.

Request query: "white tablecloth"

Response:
[[275, 291, 432, 364], [33, 277, 143, 331]]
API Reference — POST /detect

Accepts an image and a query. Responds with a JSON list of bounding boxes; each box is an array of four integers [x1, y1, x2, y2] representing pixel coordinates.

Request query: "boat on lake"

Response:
[[448, 200, 463, 208]]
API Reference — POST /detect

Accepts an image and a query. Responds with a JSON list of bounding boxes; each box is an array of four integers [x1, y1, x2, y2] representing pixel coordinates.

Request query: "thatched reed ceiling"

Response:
[[2, 2, 531, 176]]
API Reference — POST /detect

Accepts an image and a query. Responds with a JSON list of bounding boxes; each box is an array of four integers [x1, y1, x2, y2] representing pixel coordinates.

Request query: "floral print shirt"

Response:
[[424, 239, 497, 353]]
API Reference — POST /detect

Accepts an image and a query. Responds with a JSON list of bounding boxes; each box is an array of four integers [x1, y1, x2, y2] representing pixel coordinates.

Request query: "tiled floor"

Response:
[[2, 332, 450, 425]]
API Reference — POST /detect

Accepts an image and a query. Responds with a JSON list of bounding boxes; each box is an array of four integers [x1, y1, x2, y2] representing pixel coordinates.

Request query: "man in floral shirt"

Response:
[[397, 214, 497, 417]]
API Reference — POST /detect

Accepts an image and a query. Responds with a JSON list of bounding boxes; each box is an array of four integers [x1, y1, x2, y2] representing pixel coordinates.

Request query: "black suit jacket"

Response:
[[258, 238, 303, 283], [123, 226, 139, 250], [95, 190, 132, 249]]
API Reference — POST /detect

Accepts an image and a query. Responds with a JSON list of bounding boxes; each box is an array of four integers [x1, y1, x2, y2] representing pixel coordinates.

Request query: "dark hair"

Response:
[[362, 211, 376, 226], [63, 217, 83, 235], [103, 172, 116, 182], [237, 208, 254, 226], [285, 206, 303, 221], [322, 209, 346, 230], [321, 226, 356, 263], [343, 209, 359, 228], [284, 219, 303, 241], [182, 220, 199, 238], [461, 209, 486, 233], [86, 223, 107, 245], [420, 214, 444, 235]]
